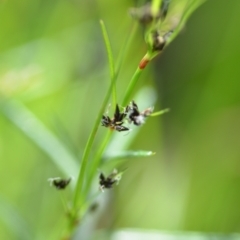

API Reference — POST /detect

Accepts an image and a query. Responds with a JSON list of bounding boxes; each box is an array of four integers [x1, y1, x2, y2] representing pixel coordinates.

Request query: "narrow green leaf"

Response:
[[103, 150, 156, 161], [150, 108, 170, 117], [100, 19, 117, 108], [99, 150, 155, 172], [0, 99, 79, 179]]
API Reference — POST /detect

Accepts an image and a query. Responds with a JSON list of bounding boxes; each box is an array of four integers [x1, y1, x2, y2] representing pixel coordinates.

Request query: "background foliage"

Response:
[[1, 0, 240, 239]]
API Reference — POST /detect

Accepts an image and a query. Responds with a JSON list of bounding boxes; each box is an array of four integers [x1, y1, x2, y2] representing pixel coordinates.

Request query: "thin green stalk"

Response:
[[100, 20, 117, 107], [84, 130, 112, 196], [72, 122, 99, 210], [122, 66, 143, 106], [150, 108, 170, 117]]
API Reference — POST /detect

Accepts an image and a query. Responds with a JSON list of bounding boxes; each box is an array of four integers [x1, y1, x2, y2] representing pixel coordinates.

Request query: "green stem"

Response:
[[72, 79, 115, 212], [84, 130, 113, 196], [100, 20, 117, 108], [122, 66, 143, 106]]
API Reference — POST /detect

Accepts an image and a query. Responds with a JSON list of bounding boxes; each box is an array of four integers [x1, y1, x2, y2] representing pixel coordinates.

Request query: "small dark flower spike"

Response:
[[101, 115, 112, 128], [127, 100, 154, 126], [101, 104, 129, 132], [48, 177, 72, 190], [113, 104, 127, 124], [99, 169, 122, 192], [99, 173, 116, 190], [114, 124, 130, 132]]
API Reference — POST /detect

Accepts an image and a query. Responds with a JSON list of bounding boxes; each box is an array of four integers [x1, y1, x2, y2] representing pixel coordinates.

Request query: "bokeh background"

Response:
[[1, 0, 240, 239]]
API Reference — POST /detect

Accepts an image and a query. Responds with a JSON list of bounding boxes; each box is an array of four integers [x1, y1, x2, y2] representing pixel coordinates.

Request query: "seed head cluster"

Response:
[[101, 100, 154, 132]]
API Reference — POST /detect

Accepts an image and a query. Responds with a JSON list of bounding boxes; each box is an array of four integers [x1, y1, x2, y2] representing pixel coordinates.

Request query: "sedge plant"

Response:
[[0, 0, 206, 239], [64, 0, 206, 238]]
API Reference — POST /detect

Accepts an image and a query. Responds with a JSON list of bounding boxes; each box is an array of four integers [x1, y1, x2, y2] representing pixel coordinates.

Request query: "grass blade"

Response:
[[103, 150, 156, 161], [100, 20, 117, 107], [150, 108, 170, 117], [0, 99, 79, 179]]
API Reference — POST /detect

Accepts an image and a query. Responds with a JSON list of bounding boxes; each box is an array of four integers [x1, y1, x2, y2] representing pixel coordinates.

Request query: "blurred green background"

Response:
[[1, 0, 240, 239]]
